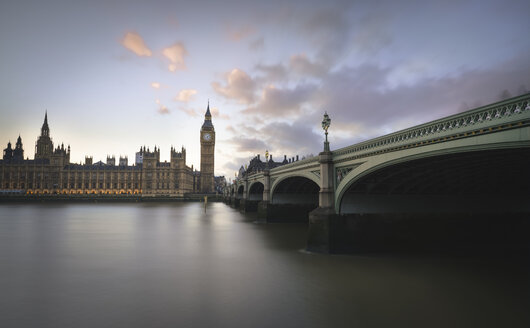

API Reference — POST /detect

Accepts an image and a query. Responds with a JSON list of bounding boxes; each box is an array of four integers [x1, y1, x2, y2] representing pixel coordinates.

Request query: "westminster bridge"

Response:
[[225, 93, 530, 253]]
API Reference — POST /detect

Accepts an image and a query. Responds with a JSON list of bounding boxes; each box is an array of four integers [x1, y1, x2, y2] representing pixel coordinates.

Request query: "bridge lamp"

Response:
[[322, 111, 331, 151]]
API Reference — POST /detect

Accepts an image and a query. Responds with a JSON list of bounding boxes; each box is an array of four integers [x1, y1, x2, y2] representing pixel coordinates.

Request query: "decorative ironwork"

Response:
[[336, 165, 360, 185]]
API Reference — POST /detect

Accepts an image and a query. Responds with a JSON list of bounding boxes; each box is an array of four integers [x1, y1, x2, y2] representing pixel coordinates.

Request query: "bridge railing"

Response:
[[333, 93, 530, 157], [269, 156, 319, 173]]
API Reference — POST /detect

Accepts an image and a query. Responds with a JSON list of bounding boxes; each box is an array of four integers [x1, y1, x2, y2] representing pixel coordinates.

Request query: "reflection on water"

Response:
[[0, 203, 528, 328]]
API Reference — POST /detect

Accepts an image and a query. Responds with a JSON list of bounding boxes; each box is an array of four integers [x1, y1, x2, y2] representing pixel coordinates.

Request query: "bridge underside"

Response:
[[334, 148, 530, 253], [260, 177, 319, 222], [240, 182, 264, 212], [341, 148, 530, 214]]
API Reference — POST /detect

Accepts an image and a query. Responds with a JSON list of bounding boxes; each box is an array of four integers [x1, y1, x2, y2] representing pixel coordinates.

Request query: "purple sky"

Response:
[[1, 0, 529, 177]]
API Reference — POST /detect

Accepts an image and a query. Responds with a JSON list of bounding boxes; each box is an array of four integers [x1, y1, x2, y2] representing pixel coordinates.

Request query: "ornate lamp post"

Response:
[[265, 150, 269, 168], [322, 111, 331, 151]]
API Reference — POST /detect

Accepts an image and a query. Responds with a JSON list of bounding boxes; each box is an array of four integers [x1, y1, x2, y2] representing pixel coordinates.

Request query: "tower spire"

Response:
[[41, 110, 50, 137], [205, 100, 211, 117]]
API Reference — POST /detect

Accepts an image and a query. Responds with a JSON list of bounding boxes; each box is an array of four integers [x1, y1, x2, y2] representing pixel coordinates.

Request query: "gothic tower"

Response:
[[35, 112, 53, 160], [13, 135, 24, 161], [200, 102, 215, 193]]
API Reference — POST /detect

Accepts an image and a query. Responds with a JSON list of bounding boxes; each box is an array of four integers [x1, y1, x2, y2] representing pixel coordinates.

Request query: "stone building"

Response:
[[0, 106, 215, 196]]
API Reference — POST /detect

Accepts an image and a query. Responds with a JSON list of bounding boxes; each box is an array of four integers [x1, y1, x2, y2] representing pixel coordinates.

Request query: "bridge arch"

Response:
[[270, 172, 320, 200], [248, 181, 264, 201], [336, 144, 530, 214], [236, 185, 244, 199], [271, 174, 319, 205]]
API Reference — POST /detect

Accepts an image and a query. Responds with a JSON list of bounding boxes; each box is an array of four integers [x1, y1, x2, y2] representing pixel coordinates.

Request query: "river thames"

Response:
[[0, 202, 528, 328]]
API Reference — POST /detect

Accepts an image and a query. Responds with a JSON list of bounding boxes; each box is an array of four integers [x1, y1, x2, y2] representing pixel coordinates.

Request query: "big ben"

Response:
[[200, 102, 215, 193]]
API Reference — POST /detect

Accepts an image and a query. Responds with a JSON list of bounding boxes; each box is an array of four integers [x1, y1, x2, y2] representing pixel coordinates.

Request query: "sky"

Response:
[[1, 0, 529, 178]]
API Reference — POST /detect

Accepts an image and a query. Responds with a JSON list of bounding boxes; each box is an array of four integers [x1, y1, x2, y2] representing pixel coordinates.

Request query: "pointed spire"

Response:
[[41, 111, 50, 136], [202, 101, 214, 130], [205, 100, 211, 117]]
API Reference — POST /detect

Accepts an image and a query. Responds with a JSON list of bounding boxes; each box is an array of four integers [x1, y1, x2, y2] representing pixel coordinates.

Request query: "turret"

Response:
[[3, 141, 13, 160], [35, 111, 54, 160], [119, 156, 128, 166], [13, 135, 24, 160]]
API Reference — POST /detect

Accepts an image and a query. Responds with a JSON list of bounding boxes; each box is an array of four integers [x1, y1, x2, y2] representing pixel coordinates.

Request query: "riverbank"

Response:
[[0, 193, 223, 203]]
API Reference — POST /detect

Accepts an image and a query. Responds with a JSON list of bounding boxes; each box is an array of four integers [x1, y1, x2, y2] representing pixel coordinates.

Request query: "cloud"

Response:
[[311, 54, 530, 147], [223, 156, 252, 173], [176, 106, 199, 117], [226, 24, 256, 41], [162, 42, 188, 72], [351, 12, 393, 55], [229, 53, 530, 160], [211, 68, 257, 104], [255, 63, 288, 82], [175, 89, 197, 102], [225, 119, 321, 161], [228, 136, 267, 153], [121, 32, 152, 57], [300, 5, 352, 64], [249, 37, 265, 51], [155, 99, 169, 114], [151, 82, 161, 89], [210, 107, 230, 120], [243, 84, 316, 117], [289, 54, 328, 77]]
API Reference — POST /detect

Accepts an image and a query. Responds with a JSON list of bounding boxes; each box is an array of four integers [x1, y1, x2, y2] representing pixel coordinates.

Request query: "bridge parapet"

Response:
[[270, 156, 319, 174], [270, 156, 318, 172], [332, 93, 530, 161]]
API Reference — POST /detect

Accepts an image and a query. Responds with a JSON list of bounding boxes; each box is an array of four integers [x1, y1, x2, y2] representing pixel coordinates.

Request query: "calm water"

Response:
[[0, 202, 528, 328]]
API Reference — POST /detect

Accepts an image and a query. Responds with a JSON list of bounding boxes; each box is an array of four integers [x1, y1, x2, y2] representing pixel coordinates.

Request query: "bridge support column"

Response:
[[239, 179, 249, 212], [308, 150, 338, 253], [232, 197, 240, 208], [257, 169, 270, 222]]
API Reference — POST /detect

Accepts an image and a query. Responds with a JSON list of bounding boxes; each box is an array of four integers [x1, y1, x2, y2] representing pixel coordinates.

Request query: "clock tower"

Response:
[[200, 102, 215, 193]]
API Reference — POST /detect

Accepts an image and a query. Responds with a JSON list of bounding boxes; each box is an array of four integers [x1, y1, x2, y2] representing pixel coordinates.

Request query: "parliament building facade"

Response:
[[0, 105, 216, 196]]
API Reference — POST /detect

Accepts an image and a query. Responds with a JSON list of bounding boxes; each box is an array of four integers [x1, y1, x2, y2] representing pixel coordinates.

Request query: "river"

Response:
[[0, 202, 528, 328]]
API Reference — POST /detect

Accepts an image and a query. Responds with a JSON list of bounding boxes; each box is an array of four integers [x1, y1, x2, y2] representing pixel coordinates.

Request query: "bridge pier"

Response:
[[257, 169, 271, 222], [307, 150, 338, 253], [232, 197, 240, 208], [258, 202, 316, 223], [239, 198, 260, 212]]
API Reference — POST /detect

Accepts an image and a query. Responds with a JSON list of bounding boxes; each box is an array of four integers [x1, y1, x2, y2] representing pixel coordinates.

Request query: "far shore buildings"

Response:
[[0, 105, 221, 196]]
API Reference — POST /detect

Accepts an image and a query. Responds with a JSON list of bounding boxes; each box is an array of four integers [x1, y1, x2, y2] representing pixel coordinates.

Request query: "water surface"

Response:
[[0, 203, 528, 328]]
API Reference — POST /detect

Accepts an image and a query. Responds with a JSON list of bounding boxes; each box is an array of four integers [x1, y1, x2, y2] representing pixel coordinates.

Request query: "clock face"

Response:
[[203, 133, 212, 141]]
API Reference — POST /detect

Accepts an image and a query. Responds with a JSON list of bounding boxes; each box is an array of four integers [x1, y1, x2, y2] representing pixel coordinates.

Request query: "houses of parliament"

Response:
[[0, 104, 216, 196]]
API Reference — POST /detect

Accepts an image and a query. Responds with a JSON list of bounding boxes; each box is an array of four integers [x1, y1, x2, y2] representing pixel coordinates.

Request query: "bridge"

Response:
[[224, 93, 530, 253]]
